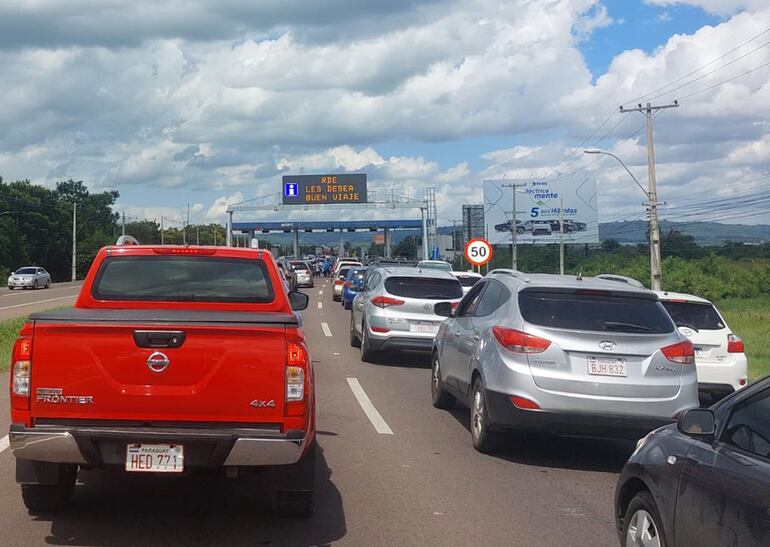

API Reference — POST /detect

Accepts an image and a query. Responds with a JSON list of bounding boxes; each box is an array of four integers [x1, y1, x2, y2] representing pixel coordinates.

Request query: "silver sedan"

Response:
[[7, 266, 52, 290]]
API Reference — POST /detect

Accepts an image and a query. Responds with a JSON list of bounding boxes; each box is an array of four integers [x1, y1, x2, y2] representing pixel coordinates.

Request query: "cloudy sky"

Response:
[[1, 0, 769, 227]]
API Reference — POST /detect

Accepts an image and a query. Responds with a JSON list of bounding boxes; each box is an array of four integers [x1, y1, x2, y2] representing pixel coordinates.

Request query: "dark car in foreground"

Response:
[[615, 375, 770, 547]]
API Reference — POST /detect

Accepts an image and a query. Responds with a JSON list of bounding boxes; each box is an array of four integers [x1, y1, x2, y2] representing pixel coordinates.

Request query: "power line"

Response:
[[621, 28, 770, 107], [676, 59, 770, 101]]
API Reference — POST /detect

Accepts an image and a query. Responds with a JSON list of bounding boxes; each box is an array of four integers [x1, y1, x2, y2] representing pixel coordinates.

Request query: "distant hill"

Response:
[[600, 220, 770, 245], [246, 220, 770, 249]]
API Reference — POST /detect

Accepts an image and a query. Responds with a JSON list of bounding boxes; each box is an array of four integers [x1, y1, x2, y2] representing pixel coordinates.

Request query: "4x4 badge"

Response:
[[250, 400, 276, 408]]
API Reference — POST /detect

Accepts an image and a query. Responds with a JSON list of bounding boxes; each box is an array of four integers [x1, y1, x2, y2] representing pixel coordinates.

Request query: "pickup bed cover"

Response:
[[29, 308, 299, 326]]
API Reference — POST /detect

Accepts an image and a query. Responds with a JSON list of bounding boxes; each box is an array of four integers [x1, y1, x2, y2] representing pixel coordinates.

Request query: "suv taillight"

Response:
[[371, 296, 406, 308], [492, 326, 551, 353], [286, 341, 308, 417], [727, 334, 744, 354], [11, 323, 34, 409], [661, 340, 695, 365]]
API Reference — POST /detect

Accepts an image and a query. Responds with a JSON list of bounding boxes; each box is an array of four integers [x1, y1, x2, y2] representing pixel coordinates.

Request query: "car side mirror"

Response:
[[288, 291, 309, 311], [434, 302, 455, 318], [677, 408, 715, 438]]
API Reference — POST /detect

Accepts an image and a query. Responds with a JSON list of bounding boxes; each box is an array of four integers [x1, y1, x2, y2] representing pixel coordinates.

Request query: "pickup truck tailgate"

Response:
[[29, 309, 295, 424]]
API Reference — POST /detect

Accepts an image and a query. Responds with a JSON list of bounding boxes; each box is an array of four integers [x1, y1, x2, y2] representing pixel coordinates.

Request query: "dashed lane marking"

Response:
[[318, 290, 323, 295], [0, 295, 78, 311], [346, 377, 394, 435], [0, 435, 9, 454], [321, 322, 332, 337], [318, 302, 323, 309]]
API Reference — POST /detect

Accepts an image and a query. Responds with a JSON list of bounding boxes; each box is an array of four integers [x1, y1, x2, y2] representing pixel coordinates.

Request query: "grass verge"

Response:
[[0, 316, 27, 374], [717, 297, 770, 381]]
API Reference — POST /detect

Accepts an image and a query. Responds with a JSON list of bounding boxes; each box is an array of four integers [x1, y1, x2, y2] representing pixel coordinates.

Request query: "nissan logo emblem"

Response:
[[147, 351, 170, 373], [598, 341, 617, 351]]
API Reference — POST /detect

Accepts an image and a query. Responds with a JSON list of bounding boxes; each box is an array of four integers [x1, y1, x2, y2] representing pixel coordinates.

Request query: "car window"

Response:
[[456, 282, 486, 317], [15, 268, 37, 274], [365, 272, 380, 291], [661, 302, 725, 330], [385, 277, 463, 300], [723, 389, 770, 459], [455, 275, 482, 287], [474, 280, 510, 317], [291, 262, 309, 271], [518, 290, 675, 334], [93, 256, 274, 303], [337, 268, 350, 279]]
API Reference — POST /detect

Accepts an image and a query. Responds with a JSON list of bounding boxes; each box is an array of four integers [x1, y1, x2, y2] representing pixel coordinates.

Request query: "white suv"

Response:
[[657, 291, 748, 401]]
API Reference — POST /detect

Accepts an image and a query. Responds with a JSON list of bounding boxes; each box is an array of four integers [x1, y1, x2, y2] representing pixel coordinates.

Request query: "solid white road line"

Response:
[[318, 302, 323, 309], [321, 322, 332, 337], [0, 295, 77, 311], [318, 290, 323, 296], [0, 435, 9, 454], [346, 378, 394, 435]]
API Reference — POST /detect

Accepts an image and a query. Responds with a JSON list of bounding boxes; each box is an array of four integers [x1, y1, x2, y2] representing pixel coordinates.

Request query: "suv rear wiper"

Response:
[[603, 321, 652, 332]]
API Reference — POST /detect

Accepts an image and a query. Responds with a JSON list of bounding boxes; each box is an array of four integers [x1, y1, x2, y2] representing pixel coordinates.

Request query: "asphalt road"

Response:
[[0, 282, 83, 320], [0, 278, 632, 546]]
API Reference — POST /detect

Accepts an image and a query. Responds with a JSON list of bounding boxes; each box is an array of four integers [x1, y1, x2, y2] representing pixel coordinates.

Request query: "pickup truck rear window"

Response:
[[519, 290, 674, 334], [385, 277, 463, 299], [93, 256, 274, 303]]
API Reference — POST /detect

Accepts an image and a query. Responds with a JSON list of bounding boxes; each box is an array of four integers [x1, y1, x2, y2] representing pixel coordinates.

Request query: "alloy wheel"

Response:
[[472, 388, 484, 440], [626, 509, 661, 547]]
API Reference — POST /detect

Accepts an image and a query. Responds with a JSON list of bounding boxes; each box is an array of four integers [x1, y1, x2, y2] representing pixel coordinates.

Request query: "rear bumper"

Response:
[[368, 335, 434, 352], [484, 390, 673, 440], [9, 423, 309, 468]]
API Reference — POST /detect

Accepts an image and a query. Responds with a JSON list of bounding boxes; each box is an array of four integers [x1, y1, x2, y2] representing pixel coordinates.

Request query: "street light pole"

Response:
[[501, 183, 526, 271], [71, 203, 77, 281], [585, 148, 660, 290]]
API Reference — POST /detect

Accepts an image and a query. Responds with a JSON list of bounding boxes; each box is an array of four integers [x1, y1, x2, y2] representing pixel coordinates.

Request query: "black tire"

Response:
[[350, 315, 361, 348], [470, 377, 501, 454], [621, 491, 667, 547], [270, 441, 315, 518], [431, 352, 455, 410], [33, 280, 38, 290], [45, 279, 51, 288], [20, 466, 76, 513], [360, 320, 376, 363], [7, 286, 12, 290]]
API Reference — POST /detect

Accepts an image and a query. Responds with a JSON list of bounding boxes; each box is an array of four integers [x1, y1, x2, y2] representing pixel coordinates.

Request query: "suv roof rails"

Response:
[[595, 274, 644, 289], [488, 269, 530, 283], [115, 235, 139, 246]]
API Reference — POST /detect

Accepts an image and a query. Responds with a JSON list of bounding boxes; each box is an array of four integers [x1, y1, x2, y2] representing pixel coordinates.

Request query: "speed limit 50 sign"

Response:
[[464, 238, 493, 266]]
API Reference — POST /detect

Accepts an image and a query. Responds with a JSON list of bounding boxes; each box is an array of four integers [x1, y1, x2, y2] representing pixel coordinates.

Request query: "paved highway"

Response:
[[0, 282, 84, 320], [0, 278, 631, 546]]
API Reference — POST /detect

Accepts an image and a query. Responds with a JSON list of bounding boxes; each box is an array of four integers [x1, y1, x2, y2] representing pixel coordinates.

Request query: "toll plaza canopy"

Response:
[[232, 220, 422, 232]]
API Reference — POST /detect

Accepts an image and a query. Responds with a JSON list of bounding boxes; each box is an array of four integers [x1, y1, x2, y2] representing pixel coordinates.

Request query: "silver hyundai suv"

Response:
[[350, 266, 464, 362], [431, 270, 699, 452]]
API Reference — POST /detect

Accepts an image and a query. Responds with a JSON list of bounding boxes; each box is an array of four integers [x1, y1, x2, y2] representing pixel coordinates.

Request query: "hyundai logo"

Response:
[[423, 303, 433, 310], [598, 341, 617, 351], [147, 351, 170, 373]]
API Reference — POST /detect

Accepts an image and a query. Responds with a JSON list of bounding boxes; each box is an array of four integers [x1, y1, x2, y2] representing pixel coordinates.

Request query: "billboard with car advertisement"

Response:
[[483, 175, 598, 245]]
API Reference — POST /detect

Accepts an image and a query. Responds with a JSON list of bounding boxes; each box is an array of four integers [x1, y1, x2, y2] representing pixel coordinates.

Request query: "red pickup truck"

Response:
[[8, 244, 315, 517]]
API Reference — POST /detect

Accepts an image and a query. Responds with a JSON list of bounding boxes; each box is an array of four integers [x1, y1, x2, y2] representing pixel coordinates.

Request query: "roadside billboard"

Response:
[[483, 176, 598, 245]]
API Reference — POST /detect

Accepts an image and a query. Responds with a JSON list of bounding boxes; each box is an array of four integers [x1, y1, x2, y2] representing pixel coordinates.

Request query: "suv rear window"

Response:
[[291, 262, 309, 271], [661, 301, 725, 330], [385, 277, 463, 299], [455, 275, 481, 287], [519, 290, 674, 334], [93, 256, 274, 303]]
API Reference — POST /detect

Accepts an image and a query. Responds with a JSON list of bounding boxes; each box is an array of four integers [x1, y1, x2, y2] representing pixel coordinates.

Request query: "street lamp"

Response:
[[584, 148, 662, 291]]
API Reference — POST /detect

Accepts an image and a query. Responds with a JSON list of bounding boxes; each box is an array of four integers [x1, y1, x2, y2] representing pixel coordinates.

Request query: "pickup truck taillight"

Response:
[[10, 323, 34, 410], [286, 341, 309, 417]]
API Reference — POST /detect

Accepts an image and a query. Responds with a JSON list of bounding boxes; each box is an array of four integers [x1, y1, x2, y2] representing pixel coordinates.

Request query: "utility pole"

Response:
[[213, 225, 217, 246], [196, 225, 200, 245], [71, 203, 77, 281], [121, 211, 126, 236], [559, 197, 565, 275], [620, 101, 678, 291], [501, 183, 526, 271], [160, 216, 165, 245]]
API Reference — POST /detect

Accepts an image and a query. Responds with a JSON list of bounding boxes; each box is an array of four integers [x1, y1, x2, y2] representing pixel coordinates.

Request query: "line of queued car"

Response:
[[333, 258, 765, 546], [6, 266, 52, 289]]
